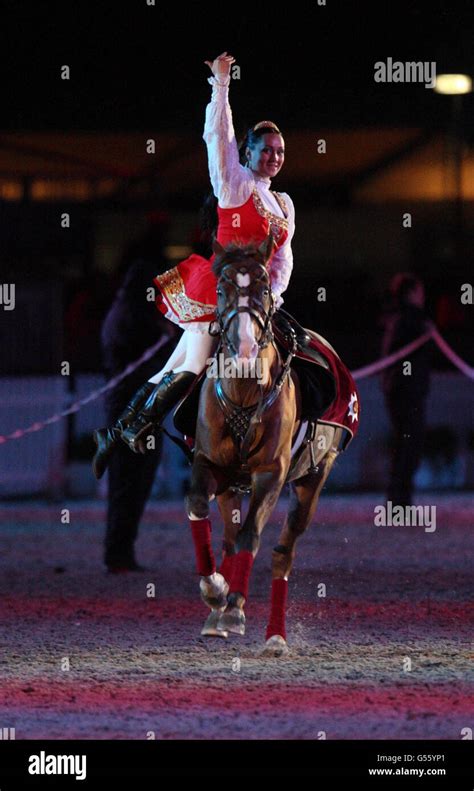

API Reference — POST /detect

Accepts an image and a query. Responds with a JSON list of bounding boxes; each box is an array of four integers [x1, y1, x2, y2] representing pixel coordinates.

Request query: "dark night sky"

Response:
[[1, 0, 474, 135]]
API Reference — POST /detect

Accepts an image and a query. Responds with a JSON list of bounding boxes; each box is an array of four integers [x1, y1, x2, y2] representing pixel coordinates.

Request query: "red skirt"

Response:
[[154, 253, 219, 328]]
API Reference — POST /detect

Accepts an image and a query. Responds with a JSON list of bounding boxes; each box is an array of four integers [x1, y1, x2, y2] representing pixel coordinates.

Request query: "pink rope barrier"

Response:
[[351, 330, 434, 380], [0, 334, 171, 445], [430, 327, 474, 380], [0, 326, 472, 444]]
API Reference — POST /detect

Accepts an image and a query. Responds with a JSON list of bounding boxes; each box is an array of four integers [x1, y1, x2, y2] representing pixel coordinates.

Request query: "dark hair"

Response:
[[199, 125, 283, 249], [389, 272, 423, 307]]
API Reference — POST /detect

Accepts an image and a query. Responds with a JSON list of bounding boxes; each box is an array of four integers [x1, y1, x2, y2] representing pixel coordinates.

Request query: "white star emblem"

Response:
[[347, 392, 359, 423]]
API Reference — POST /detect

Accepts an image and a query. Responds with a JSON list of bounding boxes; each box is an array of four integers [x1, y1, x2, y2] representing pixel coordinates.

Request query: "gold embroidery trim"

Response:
[[155, 267, 216, 322], [251, 187, 289, 242]]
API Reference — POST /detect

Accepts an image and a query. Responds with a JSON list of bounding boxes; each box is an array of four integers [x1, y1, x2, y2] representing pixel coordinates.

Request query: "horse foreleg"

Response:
[[219, 464, 287, 637], [216, 489, 243, 586], [200, 489, 242, 639], [185, 459, 229, 619], [264, 448, 339, 654]]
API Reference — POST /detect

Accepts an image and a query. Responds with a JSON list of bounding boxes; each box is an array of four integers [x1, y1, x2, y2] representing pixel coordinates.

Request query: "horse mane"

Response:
[[211, 242, 267, 279]]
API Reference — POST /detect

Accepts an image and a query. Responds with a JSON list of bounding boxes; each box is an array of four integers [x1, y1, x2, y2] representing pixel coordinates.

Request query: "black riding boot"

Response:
[[92, 381, 156, 480], [121, 370, 197, 453]]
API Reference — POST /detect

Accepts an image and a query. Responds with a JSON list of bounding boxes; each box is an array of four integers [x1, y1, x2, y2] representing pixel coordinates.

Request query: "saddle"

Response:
[[173, 311, 337, 439]]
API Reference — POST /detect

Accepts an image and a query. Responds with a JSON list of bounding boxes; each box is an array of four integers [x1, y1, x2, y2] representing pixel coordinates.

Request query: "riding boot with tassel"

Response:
[[92, 380, 156, 480], [121, 370, 197, 454]]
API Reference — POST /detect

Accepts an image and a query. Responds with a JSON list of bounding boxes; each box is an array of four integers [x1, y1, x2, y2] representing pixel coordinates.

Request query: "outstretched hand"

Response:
[[204, 51, 235, 79]]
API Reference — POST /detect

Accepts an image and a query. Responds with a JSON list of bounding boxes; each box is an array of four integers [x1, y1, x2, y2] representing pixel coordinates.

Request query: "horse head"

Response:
[[210, 232, 276, 361]]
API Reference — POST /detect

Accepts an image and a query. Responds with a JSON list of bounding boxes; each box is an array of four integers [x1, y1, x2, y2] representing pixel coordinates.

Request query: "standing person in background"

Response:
[[380, 273, 433, 507], [100, 215, 178, 573]]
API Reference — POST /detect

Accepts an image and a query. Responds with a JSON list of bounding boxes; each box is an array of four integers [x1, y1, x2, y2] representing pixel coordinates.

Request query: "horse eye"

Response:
[[263, 288, 269, 296], [217, 288, 223, 297]]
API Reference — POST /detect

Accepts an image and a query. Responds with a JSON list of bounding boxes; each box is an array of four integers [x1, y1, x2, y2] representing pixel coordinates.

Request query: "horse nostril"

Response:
[[238, 341, 259, 360]]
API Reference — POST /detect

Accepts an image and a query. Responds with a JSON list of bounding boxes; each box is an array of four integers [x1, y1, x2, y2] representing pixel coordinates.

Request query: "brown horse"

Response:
[[185, 233, 344, 655]]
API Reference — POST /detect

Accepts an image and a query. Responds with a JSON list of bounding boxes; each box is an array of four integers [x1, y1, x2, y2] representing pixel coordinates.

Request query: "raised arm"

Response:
[[202, 51, 252, 208]]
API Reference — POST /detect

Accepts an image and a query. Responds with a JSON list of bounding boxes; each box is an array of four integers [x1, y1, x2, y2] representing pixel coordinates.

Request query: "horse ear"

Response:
[[258, 231, 276, 264], [212, 237, 226, 258]]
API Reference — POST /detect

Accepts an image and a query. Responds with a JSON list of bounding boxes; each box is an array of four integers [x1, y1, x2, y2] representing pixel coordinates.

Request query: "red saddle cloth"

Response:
[[298, 330, 360, 450]]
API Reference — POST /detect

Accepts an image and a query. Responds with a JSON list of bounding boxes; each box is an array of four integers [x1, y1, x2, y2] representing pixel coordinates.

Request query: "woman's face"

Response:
[[246, 133, 285, 178]]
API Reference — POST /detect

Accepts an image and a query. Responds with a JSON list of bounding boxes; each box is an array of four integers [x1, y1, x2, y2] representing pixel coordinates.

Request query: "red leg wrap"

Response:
[[189, 518, 215, 576], [229, 550, 254, 600], [219, 552, 235, 587], [265, 578, 288, 640]]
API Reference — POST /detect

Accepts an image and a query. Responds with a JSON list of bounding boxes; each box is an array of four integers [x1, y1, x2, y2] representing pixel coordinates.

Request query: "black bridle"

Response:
[[207, 258, 298, 482], [208, 261, 275, 355]]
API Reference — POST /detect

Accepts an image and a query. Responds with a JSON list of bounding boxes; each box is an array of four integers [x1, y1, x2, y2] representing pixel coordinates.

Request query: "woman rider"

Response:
[[92, 51, 296, 479]]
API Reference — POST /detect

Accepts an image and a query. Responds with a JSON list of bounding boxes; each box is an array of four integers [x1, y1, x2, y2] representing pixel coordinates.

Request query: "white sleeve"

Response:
[[269, 194, 295, 309], [202, 75, 253, 209]]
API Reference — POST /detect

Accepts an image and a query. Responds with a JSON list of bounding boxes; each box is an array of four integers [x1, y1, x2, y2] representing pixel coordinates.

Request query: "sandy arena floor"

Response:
[[0, 494, 472, 740]]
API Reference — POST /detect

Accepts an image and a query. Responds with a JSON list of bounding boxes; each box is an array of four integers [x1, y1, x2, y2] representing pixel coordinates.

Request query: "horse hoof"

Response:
[[200, 573, 229, 610], [218, 606, 246, 636], [260, 635, 289, 657], [201, 609, 228, 638]]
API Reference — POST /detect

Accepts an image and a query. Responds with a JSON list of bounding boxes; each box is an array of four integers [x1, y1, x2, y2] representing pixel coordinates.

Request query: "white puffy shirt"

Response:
[[203, 74, 295, 308]]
